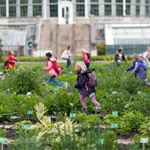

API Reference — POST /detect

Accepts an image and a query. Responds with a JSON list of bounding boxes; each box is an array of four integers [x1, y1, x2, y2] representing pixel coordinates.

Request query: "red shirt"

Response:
[[6, 55, 16, 68]]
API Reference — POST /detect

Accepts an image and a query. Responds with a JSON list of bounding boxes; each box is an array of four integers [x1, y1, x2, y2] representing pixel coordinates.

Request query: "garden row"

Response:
[[0, 61, 150, 149]]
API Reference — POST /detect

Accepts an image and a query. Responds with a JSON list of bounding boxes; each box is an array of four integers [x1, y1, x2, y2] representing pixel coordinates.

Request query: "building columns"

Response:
[[6, 0, 9, 17], [123, 0, 126, 16]]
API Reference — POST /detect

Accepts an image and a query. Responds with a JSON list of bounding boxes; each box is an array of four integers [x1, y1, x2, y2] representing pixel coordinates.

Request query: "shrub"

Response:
[[7, 69, 42, 94], [97, 40, 107, 55]]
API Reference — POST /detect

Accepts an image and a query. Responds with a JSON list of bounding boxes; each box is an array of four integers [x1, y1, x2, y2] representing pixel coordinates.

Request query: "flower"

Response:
[[9, 64, 12, 68]]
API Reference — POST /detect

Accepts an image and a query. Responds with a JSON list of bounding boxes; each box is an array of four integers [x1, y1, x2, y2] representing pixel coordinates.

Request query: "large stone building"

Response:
[[0, 0, 150, 57]]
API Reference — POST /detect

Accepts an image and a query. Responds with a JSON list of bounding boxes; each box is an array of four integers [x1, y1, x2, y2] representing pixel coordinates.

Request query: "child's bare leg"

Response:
[[90, 95, 101, 109], [79, 95, 87, 108]]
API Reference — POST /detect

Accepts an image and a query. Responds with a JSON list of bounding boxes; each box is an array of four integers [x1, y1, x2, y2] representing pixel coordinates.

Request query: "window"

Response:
[[105, 4, 111, 16], [0, 0, 6, 5], [50, 5, 58, 17], [76, 0, 84, 2], [0, 7, 6, 17], [136, 5, 140, 16], [104, 0, 111, 2], [49, 0, 57, 2], [91, 4, 99, 16], [136, 0, 140, 3], [116, 0, 123, 2], [126, 5, 130, 15], [21, 6, 28, 17], [91, 0, 98, 2], [126, 0, 131, 2], [9, 0, 16, 4], [9, 6, 16, 17], [116, 5, 123, 16], [33, 0, 42, 3], [20, 0, 28, 4], [146, 0, 150, 4], [76, 4, 85, 17], [145, 5, 150, 16], [62, 8, 64, 17], [33, 5, 42, 16]]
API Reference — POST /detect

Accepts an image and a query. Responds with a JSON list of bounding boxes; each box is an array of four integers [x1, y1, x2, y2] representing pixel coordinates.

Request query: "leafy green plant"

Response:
[[11, 120, 32, 135], [118, 111, 146, 135], [8, 135, 44, 150], [7, 69, 42, 94], [138, 120, 150, 136], [53, 118, 79, 142], [28, 102, 55, 140], [0, 127, 8, 137]]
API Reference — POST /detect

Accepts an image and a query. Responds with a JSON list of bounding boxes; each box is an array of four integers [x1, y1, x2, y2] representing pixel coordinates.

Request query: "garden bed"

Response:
[[0, 61, 150, 150]]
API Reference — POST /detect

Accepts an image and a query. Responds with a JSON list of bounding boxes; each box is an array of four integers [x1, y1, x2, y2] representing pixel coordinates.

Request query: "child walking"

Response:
[[6, 50, 17, 68], [74, 62, 101, 111], [43, 52, 67, 87], [82, 49, 91, 69], [125, 54, 147, 81], [115, 48, 126, 66]]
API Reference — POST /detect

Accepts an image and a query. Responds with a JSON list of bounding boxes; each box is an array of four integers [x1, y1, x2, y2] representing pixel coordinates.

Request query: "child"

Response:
[[125, 54, 147, 81], [67, 46, 73, 69], [139, 54, 147, 71], [82, 49, 91, 69], [43, 52, 68, 87], [141, 47, 150, 68], [74, 62, 101, 111], [115, 48, 126, 66], [6, 50, 17, 68]]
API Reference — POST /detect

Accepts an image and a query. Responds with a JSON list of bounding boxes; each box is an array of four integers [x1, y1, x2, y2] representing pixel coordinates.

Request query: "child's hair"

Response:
[[67, 46, 71, 50], [132, 54, 141, 60], [46, 52, 52, 60], [118, 48, 123, 53], [9, 50, 13, 55], [76, 61, 87, 73]]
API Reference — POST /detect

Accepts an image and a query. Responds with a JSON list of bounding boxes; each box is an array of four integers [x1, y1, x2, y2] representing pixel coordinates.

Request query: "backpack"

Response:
[[51, 61, 63, 74], [87, 53, 91, 59], [4, 61, 8, 66], [61, 50, 68, 60], [86, 73, 98, 88]]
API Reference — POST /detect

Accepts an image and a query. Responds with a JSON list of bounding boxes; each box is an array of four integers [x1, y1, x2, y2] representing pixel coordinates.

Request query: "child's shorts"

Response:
[[86, 93, 94, 98]]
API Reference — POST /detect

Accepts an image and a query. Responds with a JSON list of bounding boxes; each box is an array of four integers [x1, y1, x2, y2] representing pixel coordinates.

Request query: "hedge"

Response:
[[74, 55, 132, 61], [1, 55, 132, 62]]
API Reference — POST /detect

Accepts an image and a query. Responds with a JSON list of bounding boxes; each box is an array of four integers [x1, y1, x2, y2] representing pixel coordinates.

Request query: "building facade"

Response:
[[0, 0, 150, 57]]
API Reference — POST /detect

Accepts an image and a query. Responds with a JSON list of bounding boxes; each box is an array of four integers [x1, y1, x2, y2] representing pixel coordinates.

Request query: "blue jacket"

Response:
[[75, 69, 96, 95], [126, 59, 147, 79]]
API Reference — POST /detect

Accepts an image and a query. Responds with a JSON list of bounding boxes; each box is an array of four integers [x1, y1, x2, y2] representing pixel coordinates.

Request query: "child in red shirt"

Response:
[[6, 50, 17, 68]]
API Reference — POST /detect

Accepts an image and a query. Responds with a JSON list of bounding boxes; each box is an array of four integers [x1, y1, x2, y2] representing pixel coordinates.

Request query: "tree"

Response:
[[96, 40, 107, 55]]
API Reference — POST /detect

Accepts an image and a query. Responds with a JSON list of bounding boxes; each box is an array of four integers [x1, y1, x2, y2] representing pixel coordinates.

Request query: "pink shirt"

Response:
[[67, 50, 73, 59], [83, 53, 90, 64]]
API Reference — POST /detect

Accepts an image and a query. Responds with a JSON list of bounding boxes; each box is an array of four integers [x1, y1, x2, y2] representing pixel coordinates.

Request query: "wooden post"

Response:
[[31, 41, 33, 69]]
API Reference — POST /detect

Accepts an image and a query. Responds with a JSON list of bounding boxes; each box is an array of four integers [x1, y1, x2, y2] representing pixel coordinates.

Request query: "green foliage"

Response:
[[75, 112, 101, 130], [118, 111, 146, 135], [28, 102, 55, 140], [52, 124, 120, 150], [7, 69, 42, 94], [138, 120, 150, 136], [97, 40, 107, 55], [8, 136, 44, 150], [0, 39, 3, 62], [74, 55, 132, 61], [11, 120, 32, 135], [0, 127, 8, 137]]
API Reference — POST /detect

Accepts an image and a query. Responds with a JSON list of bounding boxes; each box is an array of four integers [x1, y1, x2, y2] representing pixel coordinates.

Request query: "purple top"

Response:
[[126, 59, 147, 79], [75, 69, 96, 96]]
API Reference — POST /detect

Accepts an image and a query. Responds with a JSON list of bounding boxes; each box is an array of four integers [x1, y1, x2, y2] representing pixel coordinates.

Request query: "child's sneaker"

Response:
[[64, 82, 68, 88], [96, 107, 102, 113]]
